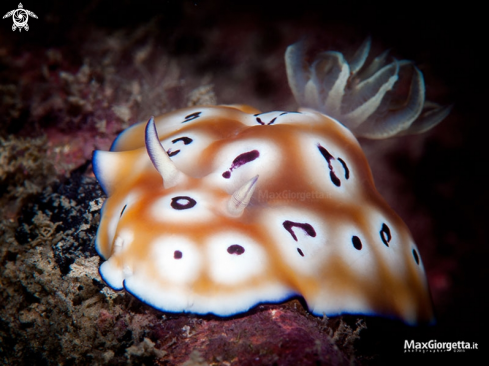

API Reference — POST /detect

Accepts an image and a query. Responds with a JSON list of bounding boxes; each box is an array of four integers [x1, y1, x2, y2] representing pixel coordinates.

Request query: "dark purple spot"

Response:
[[255, 116, 277, 125], [283, 220, 317, 241], [254, 111, 301, 125], [171, 196, 197, 210], [167, 137, 193, 157], [380, 223, 391, 247], [120, 204, 127, 217], [318, 144, 334, 162], [222, 150, 260, 179], [172, 137, 193, 145], [318, 144, 341, 187], [174, 250, 183, 259], [279, 111, 300, 116], [352, 236, 362, 250], [255, 111, 300, 119], [297, 248, 304, 257], [413, 249, 420, 265], [182, 112, 201, 123], [338, 158, 350, 179], [227, 245, 245, 255], [329, 172, 341, 187]]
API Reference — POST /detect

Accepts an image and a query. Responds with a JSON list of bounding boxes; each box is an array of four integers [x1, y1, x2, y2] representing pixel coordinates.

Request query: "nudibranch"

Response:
[[93, 39, 448, 324]]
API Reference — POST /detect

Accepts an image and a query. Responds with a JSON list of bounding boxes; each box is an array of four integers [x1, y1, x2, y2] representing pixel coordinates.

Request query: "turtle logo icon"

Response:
[[3, 3, 38, 32]]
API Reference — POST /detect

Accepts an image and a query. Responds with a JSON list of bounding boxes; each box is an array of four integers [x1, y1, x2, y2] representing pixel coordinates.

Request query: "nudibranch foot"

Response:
[[285, 37, 450, 138]]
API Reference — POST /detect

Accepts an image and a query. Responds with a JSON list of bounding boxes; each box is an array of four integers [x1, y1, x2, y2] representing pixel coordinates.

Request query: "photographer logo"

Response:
[[3, 3, 37, 32]]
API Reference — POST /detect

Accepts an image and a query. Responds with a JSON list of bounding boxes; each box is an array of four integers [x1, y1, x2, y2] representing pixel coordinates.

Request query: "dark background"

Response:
[[1, 0, 487, 363]]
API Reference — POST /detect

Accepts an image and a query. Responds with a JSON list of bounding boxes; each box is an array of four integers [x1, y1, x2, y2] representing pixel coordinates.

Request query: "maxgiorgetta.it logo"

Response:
[[3, 3, 37, 32], [404, 340, 479, 353]]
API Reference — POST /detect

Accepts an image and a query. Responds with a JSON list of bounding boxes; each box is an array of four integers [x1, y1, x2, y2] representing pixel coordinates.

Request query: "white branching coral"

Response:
[[285, 38, 451, 138]]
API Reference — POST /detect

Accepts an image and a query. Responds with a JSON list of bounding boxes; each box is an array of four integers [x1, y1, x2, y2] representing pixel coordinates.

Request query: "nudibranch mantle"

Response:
[[94, 104, 434, 324]]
